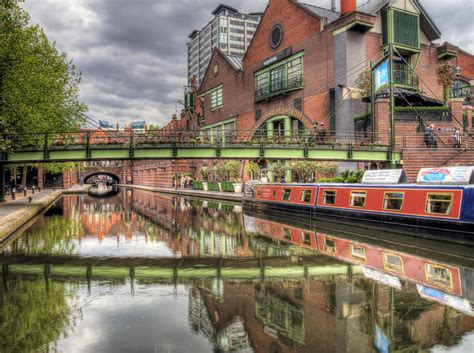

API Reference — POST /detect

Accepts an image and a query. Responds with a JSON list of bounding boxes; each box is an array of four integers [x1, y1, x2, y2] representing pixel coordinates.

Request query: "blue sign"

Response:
[[373, 324, 390, 353], [374, 59, 389, 92], [99, 120, 115, 129], [130, 121, 146, 130]]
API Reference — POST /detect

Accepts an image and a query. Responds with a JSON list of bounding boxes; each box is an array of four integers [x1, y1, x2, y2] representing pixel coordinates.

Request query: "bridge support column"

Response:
[[0, 163, 4, 203], [285, 161, 293, 183], [284, 116, 292, 143], [266, 121, 274, 140]]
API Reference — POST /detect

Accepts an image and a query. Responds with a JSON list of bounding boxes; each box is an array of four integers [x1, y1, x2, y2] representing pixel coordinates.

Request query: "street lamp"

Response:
[[454, 66, 462, 98]]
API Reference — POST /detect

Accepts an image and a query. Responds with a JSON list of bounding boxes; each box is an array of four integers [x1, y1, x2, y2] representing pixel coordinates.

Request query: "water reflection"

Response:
[[0, 188, 473, 353], [88, 184, 120, 198]]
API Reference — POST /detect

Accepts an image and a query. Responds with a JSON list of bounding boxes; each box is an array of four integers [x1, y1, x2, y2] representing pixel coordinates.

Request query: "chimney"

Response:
[[331, 0, 336, 12], [340, 0, 357, 17]]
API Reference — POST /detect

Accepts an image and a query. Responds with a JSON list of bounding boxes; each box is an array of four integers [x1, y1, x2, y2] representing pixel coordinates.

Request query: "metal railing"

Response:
[[395, 108, 452, 122], [393, 64, 419, 89], [255, 74, 304, 102]]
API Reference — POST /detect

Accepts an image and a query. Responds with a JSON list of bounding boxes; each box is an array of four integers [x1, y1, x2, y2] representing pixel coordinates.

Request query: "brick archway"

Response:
[[249, 107, 317, 137]]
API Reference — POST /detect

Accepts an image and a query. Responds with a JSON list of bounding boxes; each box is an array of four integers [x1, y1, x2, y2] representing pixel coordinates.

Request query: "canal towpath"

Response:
[[118, 184, 243, 202], [0, 185, 91, 243]]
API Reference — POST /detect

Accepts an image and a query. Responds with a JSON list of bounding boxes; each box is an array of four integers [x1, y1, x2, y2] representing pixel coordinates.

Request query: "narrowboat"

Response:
[[243, 214, 474, 315], [243, 167, 474, 236]]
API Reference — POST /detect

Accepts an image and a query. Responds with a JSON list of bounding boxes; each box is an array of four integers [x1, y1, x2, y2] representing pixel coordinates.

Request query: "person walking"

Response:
[[424, 125, 432, 148], [430, 124, 438, 148], [453, 127, 461, 149]]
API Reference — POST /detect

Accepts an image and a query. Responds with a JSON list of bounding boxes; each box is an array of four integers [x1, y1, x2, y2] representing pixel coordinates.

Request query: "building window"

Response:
[[283, 228, 291, 239], [300, 190, 312, 203], [350, 244, 366, 261], [302, 232, 312, 245], [393, 10, 419, 49], [324, 237, 336, 253], [383, 253, 404, 274], [255, 109, 262, 121], [269, 23, 283, 49], [210, 86, 223, 110], [282, 189, 291, 201], [254, 53, 304, 102], [383, 192, 404, 211], [294, 97, 303, 111], [426, 194, 453, 215], [323, 190, 336, 205], [425, 263, 452, 289], [350, 191, 367, 208]]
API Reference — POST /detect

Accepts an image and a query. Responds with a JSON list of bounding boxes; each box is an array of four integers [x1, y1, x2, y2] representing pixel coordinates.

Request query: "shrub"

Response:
[[192, 181, 204, 190], [200, 166, 210, 181], [208, 181, 220, 191], [220, 181, 234, 192]]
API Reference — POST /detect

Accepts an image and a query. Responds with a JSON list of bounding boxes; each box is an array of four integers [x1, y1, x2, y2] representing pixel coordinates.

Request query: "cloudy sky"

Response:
[[22, 0, 473, 127]]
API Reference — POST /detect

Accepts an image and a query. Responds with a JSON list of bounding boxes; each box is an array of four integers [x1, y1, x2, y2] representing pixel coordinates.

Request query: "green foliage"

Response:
[[147, 124, 160, 131], [268, 161, 287, 182], [199, 166, 210, 181], [208, 181, 220, 191], [436, 62, 456, 103], [318, 177, 345, 183], [246, 161, 260, 179], [340, 169, 364, 183], [316, 162, 339, 179], [192, 181, 204, 190], [223, 160, 242, 182], [40, 162, 82, 175], [292, 160, 317, 182], [0, 2, 87, 150], [356, 69, 371, 96], [220, 181, 234, 192], [0, 278, 80, 353]]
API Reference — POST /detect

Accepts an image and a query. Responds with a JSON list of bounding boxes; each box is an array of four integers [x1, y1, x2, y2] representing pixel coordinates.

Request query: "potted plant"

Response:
[[224, 160, 243, 193], [246, 161, 260, 180], [200, 166, 210, 191]]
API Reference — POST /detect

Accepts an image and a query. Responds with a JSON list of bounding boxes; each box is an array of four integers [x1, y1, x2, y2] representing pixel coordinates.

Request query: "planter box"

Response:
[[233, 183, 243, 193]]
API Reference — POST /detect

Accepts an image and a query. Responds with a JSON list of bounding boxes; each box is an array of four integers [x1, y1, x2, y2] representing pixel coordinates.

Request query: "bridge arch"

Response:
[[83, 172, 121, 184], [249, 107, 318, 138]]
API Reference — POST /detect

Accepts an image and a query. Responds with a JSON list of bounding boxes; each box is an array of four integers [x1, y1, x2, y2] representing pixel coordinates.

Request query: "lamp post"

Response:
[[454, 66, 462, 98]]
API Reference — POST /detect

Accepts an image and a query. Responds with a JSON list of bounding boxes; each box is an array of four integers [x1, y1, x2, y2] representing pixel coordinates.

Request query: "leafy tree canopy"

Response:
[[0, 1, 87, 150]]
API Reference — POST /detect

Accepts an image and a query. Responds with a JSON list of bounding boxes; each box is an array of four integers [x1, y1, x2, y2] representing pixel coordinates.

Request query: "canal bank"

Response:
[[0, 185, 91, 243], [118, 184, 242, 202]]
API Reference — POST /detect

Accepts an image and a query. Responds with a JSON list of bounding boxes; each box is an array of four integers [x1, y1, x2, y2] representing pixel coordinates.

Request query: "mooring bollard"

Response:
[[32, 186, 35, 194], [12, 190, 16, 200], [24, 188, 28, 197], [38, 185, 42, 192]]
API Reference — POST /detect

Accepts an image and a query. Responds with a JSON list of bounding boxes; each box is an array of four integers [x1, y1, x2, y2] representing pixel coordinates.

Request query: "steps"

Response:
[[402, 148, 474, 182]]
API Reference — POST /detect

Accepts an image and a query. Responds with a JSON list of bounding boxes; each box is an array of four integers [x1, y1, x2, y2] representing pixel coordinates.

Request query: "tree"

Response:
[[268, 161, 287, 182], [436, 62, 456, 104], [292, 160, 317, 182], [246, 161, 260, 180], [316, 162, 339, 179], [0, 1, 87, 151]]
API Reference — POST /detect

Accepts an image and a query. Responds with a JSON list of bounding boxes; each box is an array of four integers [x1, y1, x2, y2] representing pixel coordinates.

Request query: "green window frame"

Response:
[[393, 10, 419, 49], [254, 52, 304, 102], [210, 86, 223, 110]]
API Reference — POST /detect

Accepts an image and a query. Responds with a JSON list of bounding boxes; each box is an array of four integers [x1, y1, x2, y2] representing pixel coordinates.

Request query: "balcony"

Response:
[[393, 63, 419, 90], [255, 74, 304, 103]]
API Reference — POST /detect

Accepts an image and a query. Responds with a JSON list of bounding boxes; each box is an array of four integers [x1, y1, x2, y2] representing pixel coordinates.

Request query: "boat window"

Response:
[[383, 253, 404, 274], [272, 190, 277, 197], [425, 263, 452, 289], [323, 190, 336, 205], [383, 192, 404, 211], [271, 226, 277, 235], [350, 191, 367, 208], [283, 228, 291, 239], [350, 244, 366, 261], [300, 190, 312, 203], [257, 189, 262, 197], [426, 194, 453, 215], [324, 237, 336, 253], [302, 232, 312, 244], [282, 189, 292, 201]]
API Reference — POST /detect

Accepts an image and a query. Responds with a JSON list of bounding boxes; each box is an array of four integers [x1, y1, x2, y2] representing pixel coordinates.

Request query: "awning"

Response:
[[362, 88, 444, 107]]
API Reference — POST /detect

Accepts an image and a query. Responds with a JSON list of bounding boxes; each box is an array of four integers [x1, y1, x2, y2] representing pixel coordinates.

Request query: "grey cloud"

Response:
[[23, 0, 473, 127]]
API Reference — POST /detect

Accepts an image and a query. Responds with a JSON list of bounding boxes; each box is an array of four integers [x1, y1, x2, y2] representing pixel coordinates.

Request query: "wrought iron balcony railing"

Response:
[[255, 74, 304, 102], [393, 67, 419, 89]]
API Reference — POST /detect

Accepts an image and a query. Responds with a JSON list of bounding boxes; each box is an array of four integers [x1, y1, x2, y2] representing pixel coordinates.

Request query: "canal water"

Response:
[[0, 188, 473, 353]]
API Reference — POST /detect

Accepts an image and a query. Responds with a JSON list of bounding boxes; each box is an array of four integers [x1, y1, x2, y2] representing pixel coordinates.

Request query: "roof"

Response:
[[212, 4, 239, 16], [188, 30, 200, 39], [296, 2, 340, 24], [223, 54, 243, 70]]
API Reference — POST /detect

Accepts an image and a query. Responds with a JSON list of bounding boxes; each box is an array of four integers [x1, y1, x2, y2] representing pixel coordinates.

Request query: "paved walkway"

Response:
[[118, 184, 242, 202], [0, 185, 91, 243]]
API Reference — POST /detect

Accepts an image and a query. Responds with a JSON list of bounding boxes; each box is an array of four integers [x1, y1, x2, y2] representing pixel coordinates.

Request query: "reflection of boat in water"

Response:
[[243, 167, 474, 238], [244, 212, 474, 316]]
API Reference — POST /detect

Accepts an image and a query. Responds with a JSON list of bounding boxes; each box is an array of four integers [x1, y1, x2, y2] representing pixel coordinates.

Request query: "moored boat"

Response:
[[243, 166, 474, 236]]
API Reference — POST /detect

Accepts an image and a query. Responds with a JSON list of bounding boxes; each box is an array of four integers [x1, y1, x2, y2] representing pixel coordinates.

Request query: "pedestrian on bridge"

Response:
[[453, 127, 461, 149]]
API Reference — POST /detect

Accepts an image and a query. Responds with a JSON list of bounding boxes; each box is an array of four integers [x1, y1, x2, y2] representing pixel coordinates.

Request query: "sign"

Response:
[[99, 120, 116, 130], [417, 285, 473, 317], [262, 47, 292, 67], [417, 166, 474, 185], [362, 169, 406, 184], [374, 59, 389, 92], [373, 324, 390, 353], [130, 121, 146, 130], [363, 267, 402, 289]]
